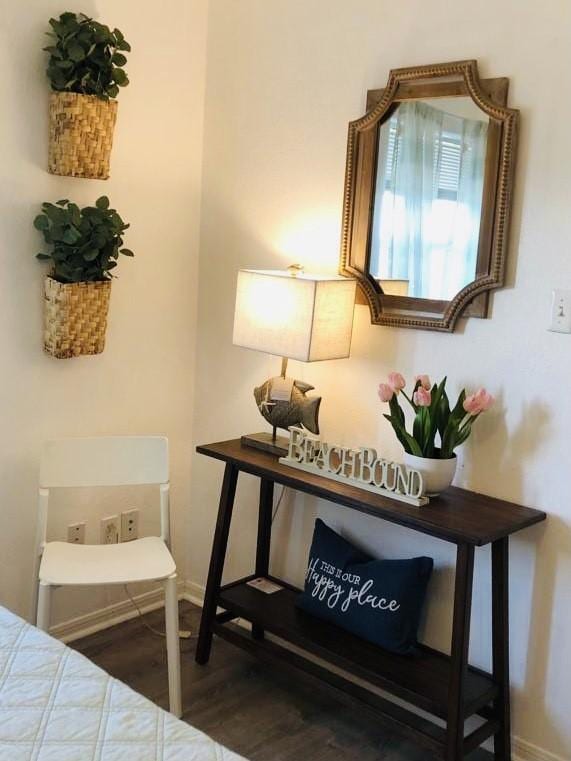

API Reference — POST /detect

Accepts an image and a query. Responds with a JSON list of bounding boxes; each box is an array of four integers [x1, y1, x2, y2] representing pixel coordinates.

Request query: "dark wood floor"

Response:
[[72, 601, 492, 761]]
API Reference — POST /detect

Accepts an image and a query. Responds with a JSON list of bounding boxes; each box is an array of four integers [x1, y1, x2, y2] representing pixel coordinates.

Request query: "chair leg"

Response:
[[164, 574, 182, 717], [36, 583, 52, 631]]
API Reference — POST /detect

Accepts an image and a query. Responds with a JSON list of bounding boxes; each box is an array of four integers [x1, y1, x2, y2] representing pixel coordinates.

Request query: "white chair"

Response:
[[33, 436, 182, 718]]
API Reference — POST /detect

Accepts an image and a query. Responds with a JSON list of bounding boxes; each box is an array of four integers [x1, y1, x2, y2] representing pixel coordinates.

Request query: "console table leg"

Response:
[[252, 478, 274, 641], [446, 543, 475, 761], [196, 463, 239, 665], [492, 538, 511, 760]]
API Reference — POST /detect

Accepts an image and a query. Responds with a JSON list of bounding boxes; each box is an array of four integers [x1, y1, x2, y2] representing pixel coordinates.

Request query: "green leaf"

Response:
[[421, 407, 432, 456], [424, 377, 446, 455], [383, 414, 410, 454], [413, 411, 423, 447], [43, 205, 65, 223], [117, 40, 131, 52], [455, 424, 473, 447], [450, 389, 467, 421], [437, 389, 450, 439], [49, 18, 66, 35], [33, 215, 49, 230], [43, 45, 63, 57], [388, 395, 405, 427], [68, 203, 81, 227], [67, 41, 85, 62], [62, 226, 81, 244], [120, 248, 134, 257], [95, 196, 110, 210], [112, 52, 127, 66], [59, 11, 78, 26], [113, 67, 128, 85], [36, 253, 52, 260], [385, 413, 423, 457], [82, 249, 99, 261]]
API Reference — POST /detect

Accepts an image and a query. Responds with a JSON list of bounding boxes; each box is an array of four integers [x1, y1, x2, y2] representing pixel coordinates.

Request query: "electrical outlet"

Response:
[[67, 522, 86, 544], [121, 509, 139, 542], [100, 515, 120, 545]]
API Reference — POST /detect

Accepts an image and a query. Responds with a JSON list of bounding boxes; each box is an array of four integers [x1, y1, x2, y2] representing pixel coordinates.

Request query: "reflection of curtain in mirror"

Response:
[[370, 101, 488, 300]]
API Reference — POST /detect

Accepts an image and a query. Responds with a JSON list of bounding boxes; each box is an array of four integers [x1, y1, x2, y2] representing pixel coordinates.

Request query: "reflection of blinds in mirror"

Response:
[[383, 116, 463, 201], [436, 128, 462, 200]]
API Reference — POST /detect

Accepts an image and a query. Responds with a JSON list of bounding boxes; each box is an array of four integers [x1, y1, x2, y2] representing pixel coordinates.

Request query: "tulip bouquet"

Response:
[[378, 373, 494, 460]]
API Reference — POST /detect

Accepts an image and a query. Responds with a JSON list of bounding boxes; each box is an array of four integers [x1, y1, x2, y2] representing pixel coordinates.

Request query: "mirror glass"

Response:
[[370, 97, 489, 301]]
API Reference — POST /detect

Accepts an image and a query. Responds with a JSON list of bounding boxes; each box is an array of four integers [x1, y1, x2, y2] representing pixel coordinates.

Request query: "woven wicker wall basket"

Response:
[[48, 92, 118, 180], [44, 276, 112, 359]]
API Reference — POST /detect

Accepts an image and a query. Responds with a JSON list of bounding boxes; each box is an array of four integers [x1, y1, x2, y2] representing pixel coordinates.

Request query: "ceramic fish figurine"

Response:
[[254, 378, 321, 434]]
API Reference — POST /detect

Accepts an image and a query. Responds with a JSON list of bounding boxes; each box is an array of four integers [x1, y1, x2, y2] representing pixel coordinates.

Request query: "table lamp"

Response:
[[232, 265, 356, 455]]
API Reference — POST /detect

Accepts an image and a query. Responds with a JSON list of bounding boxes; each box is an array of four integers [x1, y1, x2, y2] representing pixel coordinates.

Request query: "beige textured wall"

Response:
[[0, 0, 208, 621], [190, 1, 571, 757]]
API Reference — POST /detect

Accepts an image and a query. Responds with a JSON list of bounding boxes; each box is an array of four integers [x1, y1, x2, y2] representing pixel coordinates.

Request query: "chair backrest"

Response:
[[36, 437, 171, 552], [40, 436, 169, 488]]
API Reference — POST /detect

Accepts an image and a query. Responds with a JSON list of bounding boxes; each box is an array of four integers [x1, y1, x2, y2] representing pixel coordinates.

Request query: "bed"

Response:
[[0, 605, 246, 761]]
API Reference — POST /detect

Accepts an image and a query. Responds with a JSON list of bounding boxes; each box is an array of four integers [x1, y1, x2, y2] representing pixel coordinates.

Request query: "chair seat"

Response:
[[39, 536, 176, 586]]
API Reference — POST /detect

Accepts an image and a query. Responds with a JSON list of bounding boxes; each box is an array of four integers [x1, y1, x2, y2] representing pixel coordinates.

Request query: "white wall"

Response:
[[0, 0, 208, 621], [190, 1, 571, 758]]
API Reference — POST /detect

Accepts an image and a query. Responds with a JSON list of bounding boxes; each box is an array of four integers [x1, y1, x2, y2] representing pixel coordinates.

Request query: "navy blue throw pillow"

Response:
[[296, 519, 433, 655]]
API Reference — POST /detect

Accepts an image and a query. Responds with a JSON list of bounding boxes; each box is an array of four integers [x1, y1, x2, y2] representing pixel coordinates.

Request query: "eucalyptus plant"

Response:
[[34, 197, 134, 284], [44, 12, 130, 99]]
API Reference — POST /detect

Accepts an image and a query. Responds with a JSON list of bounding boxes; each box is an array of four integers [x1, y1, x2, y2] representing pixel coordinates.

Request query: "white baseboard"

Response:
[[49, 580, 186, 643], [514, 737, 569, 761], [181, 579, 205, 607], [49, 578, 567, 761]]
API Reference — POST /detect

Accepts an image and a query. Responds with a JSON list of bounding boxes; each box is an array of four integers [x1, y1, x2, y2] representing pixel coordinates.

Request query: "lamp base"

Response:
[[241, 432, 289, 457]]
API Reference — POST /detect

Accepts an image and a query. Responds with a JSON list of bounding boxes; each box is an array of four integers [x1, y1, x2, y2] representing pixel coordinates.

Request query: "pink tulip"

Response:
[[463, 388, 495, 415], [463, 394, 481, 414], [378, 383, 394, 402], [415, 374, 431, 390], [413, 387, 431, 407], [388, 372, 406, 393]]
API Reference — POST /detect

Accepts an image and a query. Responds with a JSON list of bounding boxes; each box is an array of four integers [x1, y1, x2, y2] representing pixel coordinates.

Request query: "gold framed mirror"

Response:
[[339, 60, 519, 332]]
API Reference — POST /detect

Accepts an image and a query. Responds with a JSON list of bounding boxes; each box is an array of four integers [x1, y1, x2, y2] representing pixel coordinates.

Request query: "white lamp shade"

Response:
[[233, 269, 356, 362]]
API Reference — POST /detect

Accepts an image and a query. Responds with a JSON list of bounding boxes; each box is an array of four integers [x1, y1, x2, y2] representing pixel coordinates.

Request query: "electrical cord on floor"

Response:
[[123, 584, 194, 640], [123, 487, 288, 640]]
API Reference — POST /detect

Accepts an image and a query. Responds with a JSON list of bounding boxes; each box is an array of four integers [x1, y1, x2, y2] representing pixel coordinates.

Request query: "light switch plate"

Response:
[[549, 289, 571, 333]]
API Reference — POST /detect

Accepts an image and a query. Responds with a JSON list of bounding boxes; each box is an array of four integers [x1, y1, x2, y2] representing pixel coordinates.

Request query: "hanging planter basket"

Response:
[[48, 92, 118, 180], [43, 276, 112, 359]]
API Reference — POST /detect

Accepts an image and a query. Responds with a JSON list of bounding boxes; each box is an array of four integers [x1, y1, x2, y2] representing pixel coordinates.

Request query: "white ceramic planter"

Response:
[[403, 452, 457, 496]]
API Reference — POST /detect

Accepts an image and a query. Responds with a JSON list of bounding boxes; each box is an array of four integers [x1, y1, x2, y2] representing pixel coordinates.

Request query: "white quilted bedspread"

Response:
[[0, 606, 246, 761]]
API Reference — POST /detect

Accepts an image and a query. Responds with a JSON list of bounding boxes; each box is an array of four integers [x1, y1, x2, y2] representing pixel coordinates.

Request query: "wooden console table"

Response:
[[195, 439, 546, 761]]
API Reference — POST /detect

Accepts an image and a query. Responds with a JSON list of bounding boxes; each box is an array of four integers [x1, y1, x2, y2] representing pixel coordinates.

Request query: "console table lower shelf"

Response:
[[212, 575, 499, 758], [194, 440, 546, 761]]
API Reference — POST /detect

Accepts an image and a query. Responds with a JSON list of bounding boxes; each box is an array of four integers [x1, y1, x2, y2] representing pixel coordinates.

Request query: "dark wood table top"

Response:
[[197, 439, 546, 546]]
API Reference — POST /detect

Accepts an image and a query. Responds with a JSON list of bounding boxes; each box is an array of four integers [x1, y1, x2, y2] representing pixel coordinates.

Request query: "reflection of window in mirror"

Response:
[[370, 98, 489, 301]]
